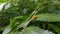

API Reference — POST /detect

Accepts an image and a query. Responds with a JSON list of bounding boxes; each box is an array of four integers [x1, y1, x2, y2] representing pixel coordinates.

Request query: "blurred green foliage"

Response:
[[0, 0, 60, 34]]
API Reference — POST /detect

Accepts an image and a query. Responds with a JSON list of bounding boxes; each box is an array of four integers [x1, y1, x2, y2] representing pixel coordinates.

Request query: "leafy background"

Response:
[[0, 0, 60, 34]]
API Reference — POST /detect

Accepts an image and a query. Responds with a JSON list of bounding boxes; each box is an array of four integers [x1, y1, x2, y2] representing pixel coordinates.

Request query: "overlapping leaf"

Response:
[[37, 13, 60, 22]]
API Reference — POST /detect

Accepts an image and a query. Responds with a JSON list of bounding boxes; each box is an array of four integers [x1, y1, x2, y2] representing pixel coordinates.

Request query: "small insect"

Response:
[[32, 16, 38, 19]]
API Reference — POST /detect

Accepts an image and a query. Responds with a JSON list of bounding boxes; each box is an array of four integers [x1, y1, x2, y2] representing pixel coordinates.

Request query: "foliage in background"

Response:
[[0, 0, 60, 34]]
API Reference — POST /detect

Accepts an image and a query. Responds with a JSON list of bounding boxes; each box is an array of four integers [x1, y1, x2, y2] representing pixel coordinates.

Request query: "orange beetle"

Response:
[[32, 16, 38, 19]]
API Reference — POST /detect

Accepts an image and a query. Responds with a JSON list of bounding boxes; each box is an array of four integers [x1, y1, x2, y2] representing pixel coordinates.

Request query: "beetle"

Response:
[[32, 16, 38, 19]]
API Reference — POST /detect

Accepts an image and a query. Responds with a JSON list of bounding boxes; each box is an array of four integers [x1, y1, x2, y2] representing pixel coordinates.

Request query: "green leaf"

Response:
[[9, 31, 20, 34], [21, 26, 44, 34], [48, 24, 60, 34], [2, 27, 11, 34], [9, 16, 27, 27], [37, 13, 60, 22], [0, 0, 10, 4], [21, 26, 54, 34], [15, 19, 32, 30], [2, 16, 26, 34]]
